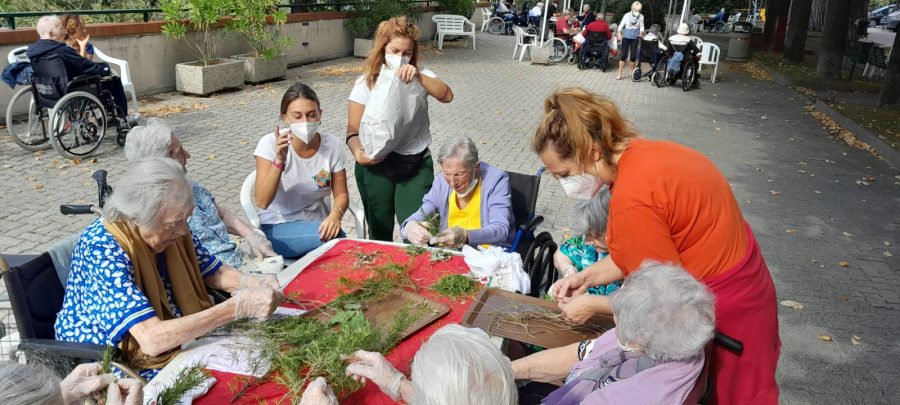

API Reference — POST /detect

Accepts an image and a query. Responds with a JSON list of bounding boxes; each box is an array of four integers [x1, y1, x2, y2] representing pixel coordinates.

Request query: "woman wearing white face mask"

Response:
[[532, 88, 780, 405], [254, 82, 350, 258], [400, 136, 514, 249], [347, 16, 454, 242], [615, 1, 645, 80]]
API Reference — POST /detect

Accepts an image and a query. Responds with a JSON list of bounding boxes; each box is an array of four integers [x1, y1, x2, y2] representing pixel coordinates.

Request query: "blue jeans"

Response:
[[261, 220, 345, 259]]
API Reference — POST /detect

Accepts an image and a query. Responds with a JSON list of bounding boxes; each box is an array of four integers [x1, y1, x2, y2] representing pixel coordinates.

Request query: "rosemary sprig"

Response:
[[156, 364, 210, 405], [431, 274, 480, 298], [404, 244, 427, 257]]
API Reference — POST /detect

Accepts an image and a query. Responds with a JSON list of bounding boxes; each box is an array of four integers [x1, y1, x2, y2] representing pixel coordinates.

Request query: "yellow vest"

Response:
[[447, 180, 482, 231]]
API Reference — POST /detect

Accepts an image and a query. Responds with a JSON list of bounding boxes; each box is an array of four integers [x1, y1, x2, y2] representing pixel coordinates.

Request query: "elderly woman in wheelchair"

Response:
[[400, 136, 514, 249], [54, 159, 282, 380], [662, 23, 701, 90]]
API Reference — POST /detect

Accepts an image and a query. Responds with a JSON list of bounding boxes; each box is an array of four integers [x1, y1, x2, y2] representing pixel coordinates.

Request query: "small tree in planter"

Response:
[[438, 0, 475, 17], [227, 0, 293, 84], [161, 0, 244, 95], [345, 0, 422, 57]]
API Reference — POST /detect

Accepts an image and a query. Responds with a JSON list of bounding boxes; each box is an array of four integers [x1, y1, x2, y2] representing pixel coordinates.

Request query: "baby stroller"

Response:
[[657, 39, 701, 91], [578, 31, 609, 71], [631, 37, 666, 81]]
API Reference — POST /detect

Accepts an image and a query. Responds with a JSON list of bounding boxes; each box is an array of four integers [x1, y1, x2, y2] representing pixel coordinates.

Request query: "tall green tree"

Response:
[[878, 29, 900, 107], [815, 0, 852, 79], [784, 0, 813, 62]]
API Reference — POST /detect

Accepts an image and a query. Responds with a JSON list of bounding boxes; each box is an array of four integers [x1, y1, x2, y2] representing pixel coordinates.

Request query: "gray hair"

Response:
[[570, 186, 611, 236], [582, 3, 591, 11], [610, 262, 715, 362], [104, 158, 194, 229], [36, 16, 64, 40], [411, 324, 516, 405], [0, 361, 62, 405], [436, 136, 479, 168], [124, 118, 175, 162]]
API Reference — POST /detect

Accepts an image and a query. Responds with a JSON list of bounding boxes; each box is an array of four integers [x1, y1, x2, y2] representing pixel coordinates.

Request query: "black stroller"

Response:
[[577, 31, 609, 71]]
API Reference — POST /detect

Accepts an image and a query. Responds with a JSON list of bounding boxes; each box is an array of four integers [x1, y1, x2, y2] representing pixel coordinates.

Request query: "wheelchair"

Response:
[[577, 31, 610, 71], [487, 9, 530, 35], [631, 38, 667, 82], [18, 53, 132, 159], [657, 41, 701, 91], [545, 32, 579, 64]]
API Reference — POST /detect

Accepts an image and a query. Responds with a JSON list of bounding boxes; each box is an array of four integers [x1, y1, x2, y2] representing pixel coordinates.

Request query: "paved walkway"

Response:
[[1, 32, 897, 403]]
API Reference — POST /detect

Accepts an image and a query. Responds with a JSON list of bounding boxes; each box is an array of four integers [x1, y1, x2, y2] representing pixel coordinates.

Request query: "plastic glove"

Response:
[[59, 363, 115, 405], [239, 273, 281, 291], [299, 377, 338, 405], [245, 230, 277, 259], [232, 287, 282, 320], [429, 226, 468, 249], [104, 378, 143, 405], [553, 250, 578, 277], [344, 350, 405, 400], [405, 221, 432, 245]]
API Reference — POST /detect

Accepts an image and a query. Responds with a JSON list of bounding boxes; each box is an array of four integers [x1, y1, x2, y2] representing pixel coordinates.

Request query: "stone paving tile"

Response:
[[0, 32, 898, 403]]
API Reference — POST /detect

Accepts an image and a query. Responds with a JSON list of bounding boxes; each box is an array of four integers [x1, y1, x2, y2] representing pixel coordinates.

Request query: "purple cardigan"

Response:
[[400, 162, 515, 247]]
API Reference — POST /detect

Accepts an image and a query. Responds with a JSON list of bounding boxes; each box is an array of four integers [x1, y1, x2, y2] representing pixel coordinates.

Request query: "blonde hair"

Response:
[[60, 14, 87, 54], [631, 1, 643, 12], [531, 87, 640, 168], [364, 16, 421, 89]]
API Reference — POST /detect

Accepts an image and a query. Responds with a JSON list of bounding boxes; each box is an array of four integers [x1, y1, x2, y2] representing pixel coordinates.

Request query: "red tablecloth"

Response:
[[196, 240, 474, 405]]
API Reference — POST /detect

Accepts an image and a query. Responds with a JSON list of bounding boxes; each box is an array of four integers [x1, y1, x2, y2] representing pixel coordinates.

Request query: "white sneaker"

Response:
[[126, 113, 141, 125]]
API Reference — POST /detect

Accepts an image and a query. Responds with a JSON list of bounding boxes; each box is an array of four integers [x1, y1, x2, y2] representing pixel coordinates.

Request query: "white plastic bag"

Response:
[[462, 245, 530, 294], [359, 65, 428, 159], [573, 32, 585, 44]]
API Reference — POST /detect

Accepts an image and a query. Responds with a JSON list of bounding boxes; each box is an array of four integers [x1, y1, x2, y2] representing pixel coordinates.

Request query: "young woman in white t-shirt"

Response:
[[346, 16, 454, 241], [254, 83, 350, 258]]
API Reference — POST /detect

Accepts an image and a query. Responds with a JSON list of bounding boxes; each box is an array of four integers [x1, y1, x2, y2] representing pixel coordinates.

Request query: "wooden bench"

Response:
[[432, 14, 476, 50]]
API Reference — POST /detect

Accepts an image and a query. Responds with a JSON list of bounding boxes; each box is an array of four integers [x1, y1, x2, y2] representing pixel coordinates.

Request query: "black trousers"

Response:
[[100, 75, 128, 116]]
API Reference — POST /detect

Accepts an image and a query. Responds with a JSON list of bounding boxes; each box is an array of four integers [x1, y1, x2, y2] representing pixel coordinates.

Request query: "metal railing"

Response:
[[0, 1, 442, 30]]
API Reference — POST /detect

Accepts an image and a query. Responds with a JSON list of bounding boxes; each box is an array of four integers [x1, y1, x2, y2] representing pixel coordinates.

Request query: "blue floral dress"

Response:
[[54, 218, 222, 380], [188, 181, 241, 268], [559, 236, 622, 295]]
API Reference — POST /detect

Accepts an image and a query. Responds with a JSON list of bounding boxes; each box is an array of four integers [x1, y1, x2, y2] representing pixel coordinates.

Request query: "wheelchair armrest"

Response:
[[67, 75, 101, 91], [18, 338, 116, 361], [519, 215, 544, 232]]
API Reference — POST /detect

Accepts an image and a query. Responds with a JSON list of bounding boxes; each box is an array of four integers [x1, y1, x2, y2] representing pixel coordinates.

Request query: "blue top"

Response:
[[55, 218, 222, 380], [188, 181, 240, 268]]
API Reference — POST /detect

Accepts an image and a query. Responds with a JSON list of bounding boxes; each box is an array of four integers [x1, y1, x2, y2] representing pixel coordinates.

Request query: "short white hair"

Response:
[[104, 158, 194, 229], [436, 136, 479, 169], [571, 186, 610, 236], [124, 118, 175, 162], [0, 361, 62, 405], [582, 3, 591, 11], [411, 324, 516, 405], [610, 261, 715, 362], [36, 16, 64, 40], [631, 1, 643, 12]]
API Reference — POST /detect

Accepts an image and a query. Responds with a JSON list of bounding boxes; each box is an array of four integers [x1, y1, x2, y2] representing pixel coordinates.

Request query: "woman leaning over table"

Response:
[[533, 87, 779, 404], [346, 16, 454, 241]]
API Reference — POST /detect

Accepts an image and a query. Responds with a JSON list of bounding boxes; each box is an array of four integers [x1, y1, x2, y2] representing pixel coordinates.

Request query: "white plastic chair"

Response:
[[480, 7, 492, 32], [93, 47, 139, 112], [240, 170, 368, 239], [698, 42, 720, 83], [7, 46, 28, 63], [432, 14, 476, 50], [513, 26, 537, 61]]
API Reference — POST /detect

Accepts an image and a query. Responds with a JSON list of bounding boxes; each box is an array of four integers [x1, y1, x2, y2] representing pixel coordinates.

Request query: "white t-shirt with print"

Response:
[[253, 132, 350, 225], [348, 68, 437, 156]]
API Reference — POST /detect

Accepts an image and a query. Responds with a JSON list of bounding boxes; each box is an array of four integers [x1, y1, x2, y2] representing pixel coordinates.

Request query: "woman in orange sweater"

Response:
[[534, 88, 779, 405]]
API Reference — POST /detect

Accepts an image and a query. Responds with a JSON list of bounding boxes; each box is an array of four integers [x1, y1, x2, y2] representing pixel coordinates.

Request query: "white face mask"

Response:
[[384, 53, 411, 70], [456, 177, 479, 198], [559, 173, 603, 200], [617, 337, 639, 352], [288, 122, 319, 144]]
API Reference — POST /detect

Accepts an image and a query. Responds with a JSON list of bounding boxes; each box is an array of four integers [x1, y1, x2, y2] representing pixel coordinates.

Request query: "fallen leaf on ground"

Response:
[[885, 241, 892, 246], [208, 154, 216, 160], [33, 184, 43, 190], [884, 251, 893, 257], [843, 232, 853, 237], [786, 229, 797, 234], [855, 180, 870, 186], [838, 261, 849, 267], [26, 175, 35, 181], [818, 334, 833, 342], [851, 335, 862, 346], [839, 295, 849, 301], [769, 190, 781, 195], [70, 159, 81, 165], [863, 175, 876, 181], [780, 300, 804, 310]]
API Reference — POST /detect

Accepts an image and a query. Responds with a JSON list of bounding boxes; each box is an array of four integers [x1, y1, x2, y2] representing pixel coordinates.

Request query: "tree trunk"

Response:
[[762, 0, 791, 50], [878, 30, 900, 107], [784, 0, 814, 62], [815, 0, 851, 79]]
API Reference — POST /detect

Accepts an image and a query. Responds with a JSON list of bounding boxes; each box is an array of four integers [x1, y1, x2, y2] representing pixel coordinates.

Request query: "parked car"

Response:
[[884, 10, 900, 32], [870, 4, 898, 26]]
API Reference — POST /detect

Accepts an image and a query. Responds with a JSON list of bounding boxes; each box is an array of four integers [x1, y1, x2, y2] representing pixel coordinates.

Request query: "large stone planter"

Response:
[[231, 53, 287, 84], [174, 58, 244, 96], [354, 38, 374, 58]]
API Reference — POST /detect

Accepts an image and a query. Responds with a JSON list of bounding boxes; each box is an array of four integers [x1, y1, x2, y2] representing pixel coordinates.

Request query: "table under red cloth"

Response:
[[196, 240, 475, 405]]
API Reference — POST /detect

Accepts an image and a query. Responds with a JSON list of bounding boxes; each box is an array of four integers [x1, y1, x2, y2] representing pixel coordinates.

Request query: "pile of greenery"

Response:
[[431, 274, 479, 298]]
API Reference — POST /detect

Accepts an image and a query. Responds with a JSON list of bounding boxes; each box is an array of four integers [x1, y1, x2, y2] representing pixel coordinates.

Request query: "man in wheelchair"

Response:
[[577, 16, 611, 70], [664, 23, 701, 86], [26, 16, 134, 125]]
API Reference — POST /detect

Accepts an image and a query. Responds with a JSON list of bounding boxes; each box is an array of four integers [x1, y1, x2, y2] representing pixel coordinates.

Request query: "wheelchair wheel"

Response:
[[488, 18, 505, 35], [712, 21, 726, 33], [116, 132, 126, 147], [6, 86, 51, 151], [567, 51, 577, 64], [682, 62, 697, 92], [651, 70, 663, 87], [631, 66, 642, 81], [49, 91, 107, 159], [546, 38, 568, 63]]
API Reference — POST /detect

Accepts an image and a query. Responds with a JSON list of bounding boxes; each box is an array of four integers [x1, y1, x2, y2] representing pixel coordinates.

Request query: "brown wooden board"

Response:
[[461, 288, 615, 348], [303, 289, 450, 342]]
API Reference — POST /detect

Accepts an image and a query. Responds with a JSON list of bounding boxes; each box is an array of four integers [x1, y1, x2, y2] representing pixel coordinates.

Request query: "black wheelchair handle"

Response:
[[714, 332, 744, 354], [520, 215, 545, 232], [60, 204, 98, 216], [91, 169, 110, 208]]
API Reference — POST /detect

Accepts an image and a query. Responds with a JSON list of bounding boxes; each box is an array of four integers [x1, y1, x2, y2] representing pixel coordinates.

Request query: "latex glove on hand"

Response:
[[59, 363, 115, 405], [104, 378, 144, 405], [405, 221, 432, 246], [429, 226, 468, 249], [239, 273, 281, 291], [245, 230, 277, 259], [299, 377, 338, 405], [344, 350, 405, 400], [550, 270, 591, 302], [232, 287, 282, 320]]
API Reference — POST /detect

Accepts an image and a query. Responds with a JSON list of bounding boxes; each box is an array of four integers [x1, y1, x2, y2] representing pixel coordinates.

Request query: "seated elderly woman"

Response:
[[400, 136, 514, 248], [0, 361, 142, 405], [298, 324, 517, 404], [55, 159, 282, 380], [513, 262, 715, 404], [554, 188, 621, 296], [125, 118, 277, 270]]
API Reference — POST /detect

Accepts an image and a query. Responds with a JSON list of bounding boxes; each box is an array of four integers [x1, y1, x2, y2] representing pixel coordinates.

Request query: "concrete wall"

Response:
[[1, 12, 439, 118]]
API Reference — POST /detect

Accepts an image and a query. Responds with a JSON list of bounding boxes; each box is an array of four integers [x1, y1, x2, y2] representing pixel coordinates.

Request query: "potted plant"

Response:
[[161, 0, 244, 96], [345, 0, 422, 57], [227, 0, 293, 84]]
